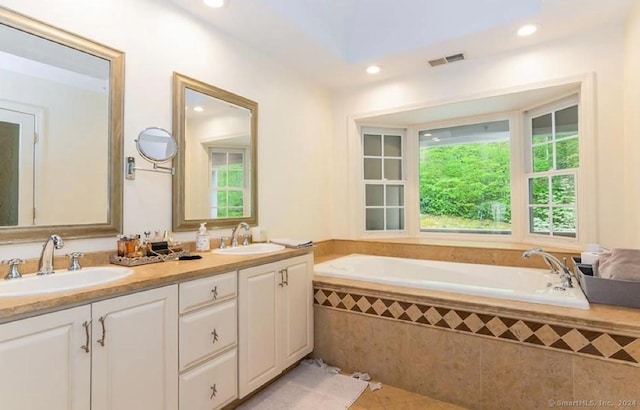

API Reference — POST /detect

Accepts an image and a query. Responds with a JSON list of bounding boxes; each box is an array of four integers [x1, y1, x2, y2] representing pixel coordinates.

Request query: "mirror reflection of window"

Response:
[[210, 149, 246, 219], [173, 72, 257, 230], [183, 87, 253, 221]]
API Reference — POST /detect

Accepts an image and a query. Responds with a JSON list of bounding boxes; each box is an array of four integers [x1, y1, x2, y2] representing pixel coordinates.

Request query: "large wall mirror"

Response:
[[172, 72, 257, 231], [0, 7, 124, 243]]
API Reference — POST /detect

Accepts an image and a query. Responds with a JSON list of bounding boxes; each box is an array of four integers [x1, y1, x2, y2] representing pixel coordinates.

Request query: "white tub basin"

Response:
[[0, 266, 133, 297], [212, 243, 285, 256]]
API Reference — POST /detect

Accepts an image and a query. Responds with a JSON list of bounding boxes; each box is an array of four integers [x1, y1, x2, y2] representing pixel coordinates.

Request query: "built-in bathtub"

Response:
[[312, 244, 640, 407], [314, 253, 589, 310]]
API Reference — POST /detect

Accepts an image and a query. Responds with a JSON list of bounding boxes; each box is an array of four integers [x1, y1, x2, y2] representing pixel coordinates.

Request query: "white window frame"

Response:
[[350, 75, 596, 250], [522, 94, 583, 246], [359, 126, 407, 236]]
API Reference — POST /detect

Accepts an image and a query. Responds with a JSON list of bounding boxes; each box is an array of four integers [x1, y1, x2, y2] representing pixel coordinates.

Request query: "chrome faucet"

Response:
[[38, 234, 64, 275], [230, 222, 250, 247], [522, 248, 573, 288]]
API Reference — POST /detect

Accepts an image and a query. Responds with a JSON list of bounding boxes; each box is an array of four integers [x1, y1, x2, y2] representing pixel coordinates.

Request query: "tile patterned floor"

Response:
[[349, 382, 466, 410]]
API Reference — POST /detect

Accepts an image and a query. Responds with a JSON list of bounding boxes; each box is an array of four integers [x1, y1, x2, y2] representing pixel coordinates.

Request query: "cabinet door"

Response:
[[91, 285, 178, 410], [238, 261, 280, 398], [281, 254, 314, 368], [0, 305, 91, 410]]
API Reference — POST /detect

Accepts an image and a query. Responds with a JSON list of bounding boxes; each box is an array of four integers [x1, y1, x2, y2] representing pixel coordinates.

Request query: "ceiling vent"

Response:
[[428, 53, 465, 68]]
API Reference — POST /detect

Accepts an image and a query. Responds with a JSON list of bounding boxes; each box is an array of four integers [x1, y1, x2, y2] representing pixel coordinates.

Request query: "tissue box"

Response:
[[571, 257, 640, 308]]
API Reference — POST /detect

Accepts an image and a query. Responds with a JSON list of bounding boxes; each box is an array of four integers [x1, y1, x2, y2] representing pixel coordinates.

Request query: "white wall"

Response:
[[624, 2, 640, 246], [330, 23, 630, 248], [0, 0, 332, 260]]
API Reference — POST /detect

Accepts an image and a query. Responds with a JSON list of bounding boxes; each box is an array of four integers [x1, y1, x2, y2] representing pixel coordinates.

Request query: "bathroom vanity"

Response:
[[0, 249, 314, 410]]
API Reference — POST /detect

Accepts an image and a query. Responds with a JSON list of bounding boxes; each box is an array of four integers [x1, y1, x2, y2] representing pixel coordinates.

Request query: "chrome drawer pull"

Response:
[[210, 384, 217, 399], [211, 286, 218, 300], [283, 268, 289, 286], [81, 320, 92, 353], [211, 328, 219, 343], [278, 269, 284, 287]]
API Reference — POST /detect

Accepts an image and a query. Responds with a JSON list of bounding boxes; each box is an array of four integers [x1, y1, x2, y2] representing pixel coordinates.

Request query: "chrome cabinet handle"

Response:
[[81, 320, 92, 353], [211, 328, 219, 344], [211, 286, 218, 300], [278, 269, 284, 287], [97, 316, 106, 346], [210, 384, 217, 399], [284, 268, 289, 286]]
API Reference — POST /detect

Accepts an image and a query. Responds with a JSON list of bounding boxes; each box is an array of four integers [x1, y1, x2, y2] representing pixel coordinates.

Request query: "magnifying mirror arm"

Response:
[[125, 156, 174, 180]]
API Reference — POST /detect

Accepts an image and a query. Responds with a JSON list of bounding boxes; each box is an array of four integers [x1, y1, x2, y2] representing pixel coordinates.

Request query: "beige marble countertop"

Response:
[[0, 247, 312, 323], [313, 253, 640, 337]]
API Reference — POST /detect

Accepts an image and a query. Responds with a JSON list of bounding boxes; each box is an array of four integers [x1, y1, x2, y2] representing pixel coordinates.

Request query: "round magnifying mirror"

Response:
[[135, 127, 178, 163]]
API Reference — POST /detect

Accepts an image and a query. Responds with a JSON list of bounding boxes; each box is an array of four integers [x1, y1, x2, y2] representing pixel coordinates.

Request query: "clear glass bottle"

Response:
[[196, 222, 210, 252]]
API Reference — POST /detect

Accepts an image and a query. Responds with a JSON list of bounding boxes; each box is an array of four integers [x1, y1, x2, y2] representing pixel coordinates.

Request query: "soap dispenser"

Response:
[[196, 222, 210, 252]]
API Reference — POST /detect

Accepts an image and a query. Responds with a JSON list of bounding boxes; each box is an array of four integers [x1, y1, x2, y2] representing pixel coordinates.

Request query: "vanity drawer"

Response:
[[179, 271, 236, 313], [179, 299, 236, 370], [179, 349, 237, 410]]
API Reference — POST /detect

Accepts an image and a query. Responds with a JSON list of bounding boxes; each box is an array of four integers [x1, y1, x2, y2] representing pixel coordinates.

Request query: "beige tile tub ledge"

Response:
[[312, 242, 640, 337], [313, 274, 640, 337]]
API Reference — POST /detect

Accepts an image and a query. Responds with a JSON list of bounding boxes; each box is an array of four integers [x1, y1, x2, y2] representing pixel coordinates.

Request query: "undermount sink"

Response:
[[212, 243, 285, 256], [0, 266, 133, 297]]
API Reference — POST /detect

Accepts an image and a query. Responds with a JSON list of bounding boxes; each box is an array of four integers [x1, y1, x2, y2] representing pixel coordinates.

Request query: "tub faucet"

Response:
[[522, 248, 573, 288], [230, 222, 250, 247], [38, 234, 64, 275]]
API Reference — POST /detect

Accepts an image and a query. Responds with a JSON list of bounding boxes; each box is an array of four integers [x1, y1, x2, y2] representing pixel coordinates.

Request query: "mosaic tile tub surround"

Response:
[[314, 287, 640, 366]]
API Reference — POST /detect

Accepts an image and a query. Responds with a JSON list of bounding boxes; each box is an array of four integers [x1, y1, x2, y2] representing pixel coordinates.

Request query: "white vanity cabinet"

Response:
[[91, 285, 178, 410], [0, 305, 92, 410], [238, 254, 314, 398], [179, 271, 238, 410], [0, 251, 313, 410], [0, 285, 178, 410]]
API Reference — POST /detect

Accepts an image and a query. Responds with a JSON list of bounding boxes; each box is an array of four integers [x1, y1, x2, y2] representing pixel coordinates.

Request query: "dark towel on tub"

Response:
[[595, 248, 640, 281]]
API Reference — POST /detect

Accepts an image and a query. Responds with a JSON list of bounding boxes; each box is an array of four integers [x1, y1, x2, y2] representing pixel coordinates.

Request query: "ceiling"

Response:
[[170, 0, 634, 89]]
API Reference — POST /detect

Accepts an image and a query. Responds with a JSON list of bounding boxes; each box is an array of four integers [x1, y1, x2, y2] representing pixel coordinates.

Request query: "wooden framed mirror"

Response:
[[0, 7, 124, 243], [172, 72, 258, 231]]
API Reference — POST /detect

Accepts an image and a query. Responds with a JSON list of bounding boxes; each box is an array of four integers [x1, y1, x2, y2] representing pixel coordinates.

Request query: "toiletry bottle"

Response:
[[117, 235, 127, 257], [196, 222, 210, 252]]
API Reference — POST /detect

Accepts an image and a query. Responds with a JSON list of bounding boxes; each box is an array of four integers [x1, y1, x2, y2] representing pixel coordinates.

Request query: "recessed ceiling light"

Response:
[[193, 106, 204, 112], [517, 24, 537, 37], [366, 65, 381, 74], [423, 133, 432, 137], [203, 0, 226, 8], [431, 137, 440, 142]]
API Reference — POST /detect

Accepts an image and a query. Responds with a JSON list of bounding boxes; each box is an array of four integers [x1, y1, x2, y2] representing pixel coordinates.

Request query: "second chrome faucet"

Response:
[[38, 234, 64, 275], [230, 222, 251, 247]]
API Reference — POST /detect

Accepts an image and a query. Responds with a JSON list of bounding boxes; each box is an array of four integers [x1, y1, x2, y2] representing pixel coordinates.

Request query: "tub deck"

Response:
[[314, 253, 640, 338]]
